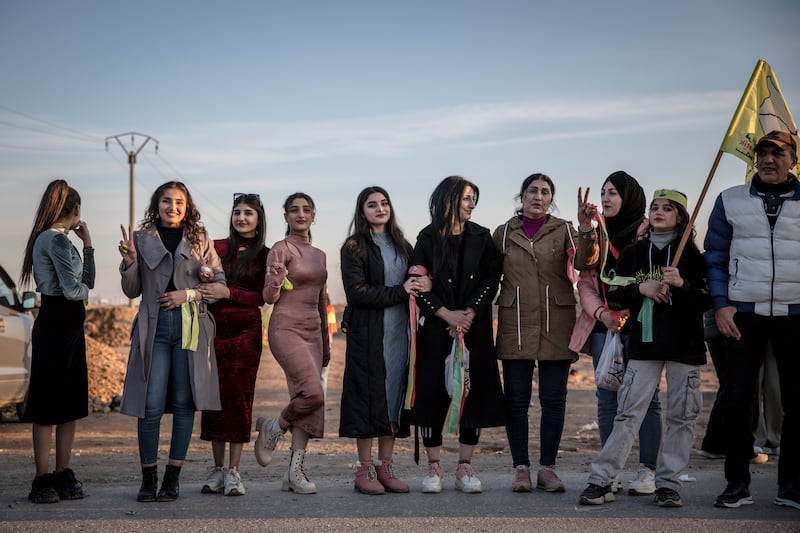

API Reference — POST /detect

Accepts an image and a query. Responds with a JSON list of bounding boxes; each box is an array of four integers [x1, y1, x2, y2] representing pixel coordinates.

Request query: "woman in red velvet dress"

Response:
[[197, 193, 268, 496]]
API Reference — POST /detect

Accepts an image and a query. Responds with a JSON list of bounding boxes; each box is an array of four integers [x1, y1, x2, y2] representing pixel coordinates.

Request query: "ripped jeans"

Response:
[[588, 359, 702, 492]]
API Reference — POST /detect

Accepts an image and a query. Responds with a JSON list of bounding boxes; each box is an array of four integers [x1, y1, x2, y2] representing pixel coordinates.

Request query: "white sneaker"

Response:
[[255, 416, 285, 467], [224, 468, 245, 496], [455, 462, 482, 494], [610, 475, 623, 493], [201, 466, 225, 494], [628, 465, 656, 495], [751, 452, 769, 464], [422, 462, 443, 494]]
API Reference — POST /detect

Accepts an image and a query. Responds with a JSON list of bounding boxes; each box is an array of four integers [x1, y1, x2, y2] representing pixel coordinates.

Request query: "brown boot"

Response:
[[375, 459, 409, 493], [354, 461, 385, 495]]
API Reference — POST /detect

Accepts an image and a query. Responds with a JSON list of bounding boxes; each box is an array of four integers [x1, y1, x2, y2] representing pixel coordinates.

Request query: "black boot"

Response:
[[157, 464, 181, 502], [53, 468, 84, 500], [136, 465, 158, 502], [29, 474, 59, 504]]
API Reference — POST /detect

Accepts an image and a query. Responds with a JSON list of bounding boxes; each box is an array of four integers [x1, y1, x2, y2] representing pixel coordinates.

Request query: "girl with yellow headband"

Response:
[[580, 189, 707, 509]]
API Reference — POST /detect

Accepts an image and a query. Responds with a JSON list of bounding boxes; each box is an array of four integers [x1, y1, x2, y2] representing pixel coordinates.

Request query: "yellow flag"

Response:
[[719, 59, 799, 178]]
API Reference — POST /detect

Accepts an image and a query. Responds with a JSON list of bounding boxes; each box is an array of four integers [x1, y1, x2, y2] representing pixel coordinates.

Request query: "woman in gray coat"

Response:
[[118, 181, 225, 503]]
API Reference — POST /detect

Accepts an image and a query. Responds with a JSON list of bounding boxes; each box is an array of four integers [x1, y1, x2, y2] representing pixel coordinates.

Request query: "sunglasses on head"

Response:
[[233, 193, 261, 204]]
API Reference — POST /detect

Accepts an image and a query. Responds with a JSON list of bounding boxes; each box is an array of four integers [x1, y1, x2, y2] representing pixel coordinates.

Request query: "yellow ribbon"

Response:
[[181, 290, 199, 351]]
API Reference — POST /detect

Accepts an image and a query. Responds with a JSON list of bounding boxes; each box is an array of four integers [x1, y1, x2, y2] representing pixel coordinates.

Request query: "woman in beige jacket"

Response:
[[119, 181, 225, 503], [493, 173, 596, 493]]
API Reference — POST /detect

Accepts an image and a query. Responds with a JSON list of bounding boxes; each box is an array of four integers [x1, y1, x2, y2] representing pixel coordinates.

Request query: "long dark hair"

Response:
[[283, 192, 316, 241], [224, 194, 268, 284], [21, 179, 81, 287], [344, 186, 410, 261], [515, 172, 555, 216], [141, 181, 205, 251], [429, 175, 479, 238], [428, 175, 479, 276]]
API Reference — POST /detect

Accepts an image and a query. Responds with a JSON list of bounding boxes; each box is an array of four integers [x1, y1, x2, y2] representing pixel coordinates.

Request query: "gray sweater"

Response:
[[32, 226, 95, 300]]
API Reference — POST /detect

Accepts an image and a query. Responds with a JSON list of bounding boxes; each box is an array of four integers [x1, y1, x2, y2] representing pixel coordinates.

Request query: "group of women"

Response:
[[21, 169, 706, 505]]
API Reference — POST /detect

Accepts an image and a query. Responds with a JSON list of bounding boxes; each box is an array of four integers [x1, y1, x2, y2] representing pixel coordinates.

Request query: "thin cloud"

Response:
[[1, 91, 739, 173], [164, 91, 738, 171]]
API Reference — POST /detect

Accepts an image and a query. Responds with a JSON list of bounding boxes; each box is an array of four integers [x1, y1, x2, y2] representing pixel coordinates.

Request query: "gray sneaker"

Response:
[[201, 466, 225, 494], [224, 468, 245, 496], [628, 465, 655, 495]]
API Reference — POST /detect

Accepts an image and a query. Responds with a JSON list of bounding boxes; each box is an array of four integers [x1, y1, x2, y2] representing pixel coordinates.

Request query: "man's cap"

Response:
[[652, 189, 688, 210], [755, 130, 797, 152]]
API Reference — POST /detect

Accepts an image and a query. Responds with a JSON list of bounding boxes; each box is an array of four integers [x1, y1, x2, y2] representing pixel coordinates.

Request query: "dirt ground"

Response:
[[0, 306, 723, 497]]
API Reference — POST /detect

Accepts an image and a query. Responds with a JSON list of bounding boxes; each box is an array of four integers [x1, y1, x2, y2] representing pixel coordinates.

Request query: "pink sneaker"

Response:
[[536, 465, 565, 492], [422, 461, 443, 493], [512, 465, 532, 492], [455, 462, 482, 493]]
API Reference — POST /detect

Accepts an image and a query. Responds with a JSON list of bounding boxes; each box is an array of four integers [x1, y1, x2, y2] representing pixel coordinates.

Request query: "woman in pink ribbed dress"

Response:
[[254, 192, 330, 495]]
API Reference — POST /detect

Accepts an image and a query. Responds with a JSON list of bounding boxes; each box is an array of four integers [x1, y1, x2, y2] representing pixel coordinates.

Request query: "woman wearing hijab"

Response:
[[569, 170, 662, 496]]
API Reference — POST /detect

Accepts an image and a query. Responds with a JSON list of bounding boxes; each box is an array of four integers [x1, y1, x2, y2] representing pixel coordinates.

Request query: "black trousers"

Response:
[[719, 312, 800, 489]]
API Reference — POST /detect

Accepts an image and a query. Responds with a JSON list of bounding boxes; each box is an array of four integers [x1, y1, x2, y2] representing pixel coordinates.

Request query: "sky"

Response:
[[1, 0, 798, 304]]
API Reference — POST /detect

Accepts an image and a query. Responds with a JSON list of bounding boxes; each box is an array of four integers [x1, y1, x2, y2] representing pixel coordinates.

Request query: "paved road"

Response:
[[2, 467, 797, 531]]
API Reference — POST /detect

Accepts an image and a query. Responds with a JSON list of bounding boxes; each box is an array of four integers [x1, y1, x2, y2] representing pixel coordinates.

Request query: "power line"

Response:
[[0, 119, 100, 143], [0, 104, 102, 142], [0, 143, 105, 153]]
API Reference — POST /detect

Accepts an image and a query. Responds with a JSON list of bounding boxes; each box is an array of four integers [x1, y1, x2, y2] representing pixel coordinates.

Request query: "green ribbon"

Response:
[[637, 298, 654, 342], [181, 300, 199, 351], [443, 332, 466, 435], [606, 274, 654, 343]]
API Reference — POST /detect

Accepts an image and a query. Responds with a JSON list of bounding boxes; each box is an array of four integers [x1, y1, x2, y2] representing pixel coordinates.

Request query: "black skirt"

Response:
[[22, 295, 88, 425]]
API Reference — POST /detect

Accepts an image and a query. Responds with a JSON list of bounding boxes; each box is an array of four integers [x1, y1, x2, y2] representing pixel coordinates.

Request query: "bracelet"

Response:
[[578, 225, 594, 233], [269, 283, 282, 289]]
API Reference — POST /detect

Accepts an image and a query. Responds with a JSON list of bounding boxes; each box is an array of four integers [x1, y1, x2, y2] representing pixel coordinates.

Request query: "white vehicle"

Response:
[[0, 264, 35, 419]]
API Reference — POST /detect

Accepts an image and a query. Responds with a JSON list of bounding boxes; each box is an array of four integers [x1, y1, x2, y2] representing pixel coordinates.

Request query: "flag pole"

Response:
[[659, 150, 724, 294]]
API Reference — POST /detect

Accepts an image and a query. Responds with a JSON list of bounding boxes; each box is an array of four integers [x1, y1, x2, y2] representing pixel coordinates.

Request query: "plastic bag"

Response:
[[444, 334, 471, 398], [595, 330, 625, 391]]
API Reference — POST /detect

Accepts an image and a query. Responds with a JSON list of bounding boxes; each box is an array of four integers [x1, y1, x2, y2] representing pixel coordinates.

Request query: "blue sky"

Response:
[[1, 0, 798, 304]]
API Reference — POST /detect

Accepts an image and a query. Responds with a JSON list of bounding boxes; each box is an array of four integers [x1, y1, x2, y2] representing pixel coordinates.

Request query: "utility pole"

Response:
[[105, 132, 159, 307]]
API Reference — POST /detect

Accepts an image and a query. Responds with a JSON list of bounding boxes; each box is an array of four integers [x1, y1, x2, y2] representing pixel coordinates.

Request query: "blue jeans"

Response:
[[591, 332, 662, 470], [503, 359, 571, 467], [137, 309, 196, 464]]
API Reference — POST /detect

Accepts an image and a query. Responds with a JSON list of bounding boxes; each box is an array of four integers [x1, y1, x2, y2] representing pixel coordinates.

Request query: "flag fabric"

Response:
[[443, 330, 469, 435], [719, 59, 799, 178], [403, 293, 418, 410]]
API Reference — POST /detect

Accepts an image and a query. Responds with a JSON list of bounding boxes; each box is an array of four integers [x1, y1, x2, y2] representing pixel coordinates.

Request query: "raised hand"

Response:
[[577, 186, 595, 230], [73, 220, 92, 247], [118, 224, 137, 267], [269, 247, 288, 280]]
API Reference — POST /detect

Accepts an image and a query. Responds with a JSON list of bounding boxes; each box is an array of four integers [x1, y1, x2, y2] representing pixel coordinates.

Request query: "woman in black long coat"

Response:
[[339, 186, 429, 495], [406, 175, 505, 494]]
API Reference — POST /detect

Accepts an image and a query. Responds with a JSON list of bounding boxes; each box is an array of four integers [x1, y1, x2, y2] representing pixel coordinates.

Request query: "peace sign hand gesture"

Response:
[[577, 187, 595, 231], [269, 247, 288, 280], [119, 224, 137, 267]]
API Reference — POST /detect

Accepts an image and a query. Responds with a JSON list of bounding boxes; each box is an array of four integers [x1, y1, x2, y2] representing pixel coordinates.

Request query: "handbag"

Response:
[[595, 329, 625, 391]]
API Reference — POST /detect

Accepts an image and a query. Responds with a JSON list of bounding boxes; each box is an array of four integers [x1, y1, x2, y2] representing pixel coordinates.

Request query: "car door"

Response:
[[0, 268, 32, 408]]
